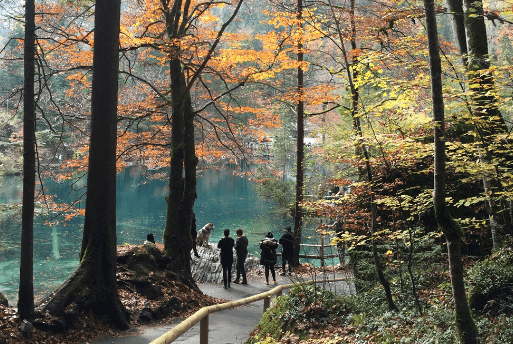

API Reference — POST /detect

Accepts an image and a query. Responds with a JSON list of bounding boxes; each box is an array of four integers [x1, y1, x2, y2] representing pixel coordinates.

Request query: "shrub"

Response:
[[467, 239, 513, 315]]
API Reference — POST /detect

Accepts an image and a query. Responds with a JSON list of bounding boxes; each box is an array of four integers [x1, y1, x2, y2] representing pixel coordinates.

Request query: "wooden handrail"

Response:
[[149, 277, 349, 344]]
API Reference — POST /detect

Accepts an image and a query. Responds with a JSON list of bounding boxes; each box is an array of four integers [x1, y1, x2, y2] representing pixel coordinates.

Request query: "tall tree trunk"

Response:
[[19, 0, 36, 320], [160, 0, 242, 285], [39, 0, 129, 329], [163, 55, 198, 290], [448, 0, 509, 248], [425, 0, 478, 342], [293, 0, 304, 266]]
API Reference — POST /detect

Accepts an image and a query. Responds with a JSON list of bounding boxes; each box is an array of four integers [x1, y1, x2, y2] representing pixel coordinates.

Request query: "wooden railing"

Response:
[[280, 236, 340, 267], [149, 277, 349, 344]]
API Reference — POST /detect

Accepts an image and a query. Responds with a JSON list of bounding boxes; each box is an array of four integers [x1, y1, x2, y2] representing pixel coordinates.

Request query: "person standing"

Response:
[[279, 226, 294, 276], [233, 228, 249, 284], [329, 219, 345, 266], [260, 232, 278, 285], [218, 229, 235, 289], [191, 213, 200, 258]]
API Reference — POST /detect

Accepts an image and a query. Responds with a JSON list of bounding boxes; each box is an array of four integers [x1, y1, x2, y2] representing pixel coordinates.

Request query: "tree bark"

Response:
[[445, 0, 468, 66], [424, 0, 478, 341], [39, 0, 129, 329], [293, 0, 304, 267], [163, 55, 198, 290], [19, 0, 36, 320], [448, 0, 509, 248], [160, 0, 242, 286]]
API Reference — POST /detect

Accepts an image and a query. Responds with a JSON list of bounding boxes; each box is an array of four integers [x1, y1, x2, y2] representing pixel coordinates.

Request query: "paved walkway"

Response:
[[90, 245, 354, 344], [90, 270, 354, 344]]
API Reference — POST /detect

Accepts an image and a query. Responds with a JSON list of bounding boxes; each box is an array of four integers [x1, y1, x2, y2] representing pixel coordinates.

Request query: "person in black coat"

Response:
[[279, 226, 294, 275], [218, 229, 235, 289], [233, 228, 249, 284], [191, 213, 200, 258], [260, 232, 278, 285]]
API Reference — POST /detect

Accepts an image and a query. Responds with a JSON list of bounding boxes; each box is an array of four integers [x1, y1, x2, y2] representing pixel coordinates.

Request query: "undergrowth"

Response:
[[247, 240, 513, 344]]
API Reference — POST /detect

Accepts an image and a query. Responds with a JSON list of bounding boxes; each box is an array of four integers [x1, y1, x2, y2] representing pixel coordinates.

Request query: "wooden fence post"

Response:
[[200, 314, 209, 344], [263, 296, 270, 312], [320, 235, 325, 267]]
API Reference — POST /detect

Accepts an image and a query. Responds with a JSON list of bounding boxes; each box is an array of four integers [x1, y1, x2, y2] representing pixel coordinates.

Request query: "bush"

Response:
[[467, 239, 513, 315], [246, 284, 348, 344]]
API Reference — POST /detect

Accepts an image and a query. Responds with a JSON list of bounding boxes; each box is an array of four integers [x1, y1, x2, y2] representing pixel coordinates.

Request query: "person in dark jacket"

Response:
[[144, 233, 156, 245], [233, 228, 249, 284], [260, 232, 278, 285], [279, 226, 294, 276], [330, 219, 345, 266], [218, 229, 235, 289], [191, 213, 200, 258]]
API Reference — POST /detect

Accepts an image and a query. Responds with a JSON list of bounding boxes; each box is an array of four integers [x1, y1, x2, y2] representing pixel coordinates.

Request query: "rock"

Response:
[[132, 279, 163, 300], [137, 307, 153, 322], [32, 317, 67, 334]]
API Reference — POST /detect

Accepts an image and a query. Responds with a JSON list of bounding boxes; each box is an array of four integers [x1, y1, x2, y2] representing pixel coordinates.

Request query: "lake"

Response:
[[0, 166, 332, 305]]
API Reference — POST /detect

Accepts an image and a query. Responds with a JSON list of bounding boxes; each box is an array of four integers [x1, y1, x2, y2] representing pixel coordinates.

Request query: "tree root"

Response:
[[36, 264, 129, 330]]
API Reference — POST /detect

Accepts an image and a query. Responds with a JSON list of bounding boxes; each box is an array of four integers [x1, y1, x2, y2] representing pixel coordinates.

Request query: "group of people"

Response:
[[217, 226, 295, 288], [144, 221, 298, 289]]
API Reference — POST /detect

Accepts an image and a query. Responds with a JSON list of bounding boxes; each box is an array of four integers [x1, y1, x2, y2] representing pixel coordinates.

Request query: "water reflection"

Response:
[[0, 166, 297, 304]]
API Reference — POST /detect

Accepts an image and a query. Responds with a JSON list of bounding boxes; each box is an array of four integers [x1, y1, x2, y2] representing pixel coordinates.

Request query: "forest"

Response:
[[0, 0, 513, 342]]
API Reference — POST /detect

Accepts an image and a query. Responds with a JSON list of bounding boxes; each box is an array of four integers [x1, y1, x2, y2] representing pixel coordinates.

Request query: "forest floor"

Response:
[[0, 244, 348, 344]]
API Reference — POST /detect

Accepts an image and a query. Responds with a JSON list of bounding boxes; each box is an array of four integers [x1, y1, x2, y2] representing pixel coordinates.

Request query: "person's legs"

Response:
[[228, 265, 232, 288], [241, 255, 247, 283], [192, 243, 199, 258], [264, 265, 270, 284], [234, 258, 241, 283], [270, 264, 276, 283], [286, 256, 292, 274], [280, 255, 287, 275], [222, 265, 228, 288]]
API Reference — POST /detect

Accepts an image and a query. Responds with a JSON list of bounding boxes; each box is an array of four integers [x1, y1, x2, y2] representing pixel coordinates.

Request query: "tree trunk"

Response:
[[39, 0, 129, 329], [445, 0, 468, 66], [19, 0, 36, 320], [163, 55, 198, 290], [448, 0, 508, 248], [328, 0, 397, 310], [424, 0, 478, 341], [293, 0, 304, 266], [159, 0, 242, 286]]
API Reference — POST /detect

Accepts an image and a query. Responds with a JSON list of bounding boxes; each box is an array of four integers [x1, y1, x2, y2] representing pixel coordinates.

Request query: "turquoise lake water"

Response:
[[0, 166, 334, 305]]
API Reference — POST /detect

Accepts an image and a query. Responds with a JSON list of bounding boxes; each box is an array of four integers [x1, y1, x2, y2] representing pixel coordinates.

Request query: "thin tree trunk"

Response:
[[407, 229, 423, 315], [326, 0, 397, 310], [445, 0, 468, 66], [424, 0, 478, 341], [293, 0, 304, 266], [19, 0, 36, 320]]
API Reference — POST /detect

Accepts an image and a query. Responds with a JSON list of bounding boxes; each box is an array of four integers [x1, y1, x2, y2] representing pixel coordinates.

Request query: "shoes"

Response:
[[232, 279, 240, 284], [279, 272, 286, 276], [265, 281, 269, 285], [224, 285, 227, 289], [241, 280, 247, 284], [273, 280, 277, 284]]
